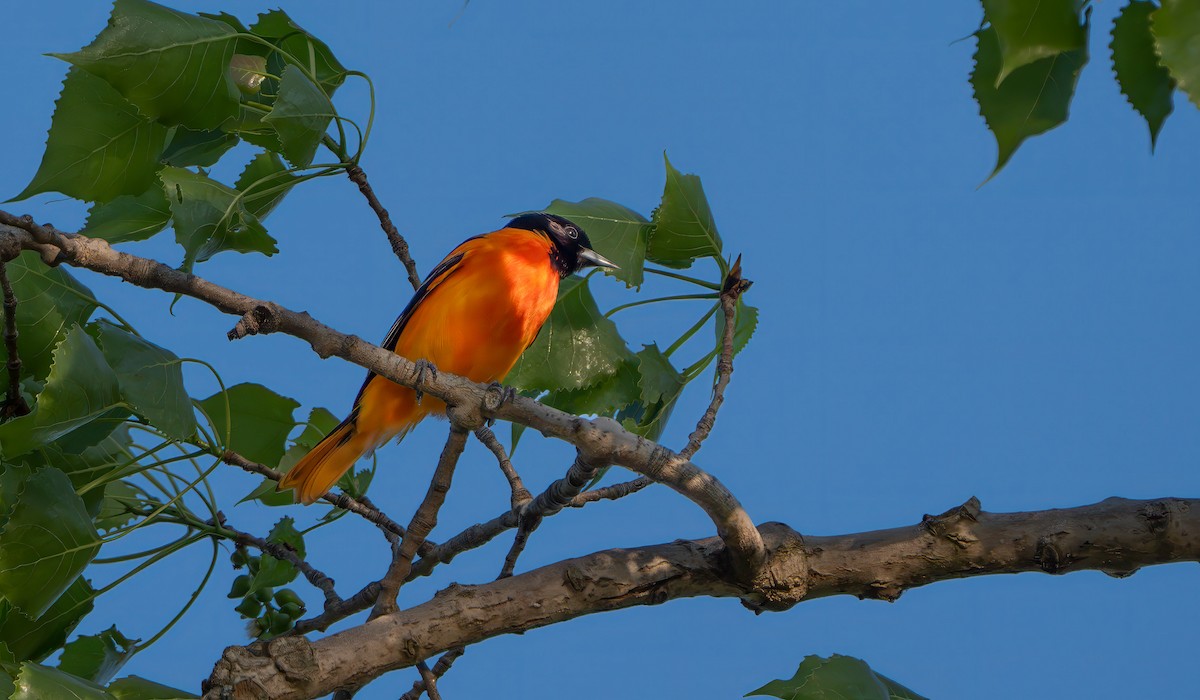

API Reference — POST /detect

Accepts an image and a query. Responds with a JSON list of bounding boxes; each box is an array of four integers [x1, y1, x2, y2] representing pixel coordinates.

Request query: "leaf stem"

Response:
[[682, 346, 721, 380], [604, 293, 718, 318], [664, 302, 720, 357], [347, 71, 377, 161], [644, 267, 721, 291], [95, 532, 208, 595], [94, 532, 197, 564], [138, 538, 220, 651]]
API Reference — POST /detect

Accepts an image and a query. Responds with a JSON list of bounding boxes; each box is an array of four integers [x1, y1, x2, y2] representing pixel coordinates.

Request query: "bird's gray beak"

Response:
[[578, 247, 619, 269]]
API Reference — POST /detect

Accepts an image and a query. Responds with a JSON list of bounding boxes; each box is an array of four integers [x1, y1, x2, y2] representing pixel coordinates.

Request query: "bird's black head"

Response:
[[507, 212, 618, 278]]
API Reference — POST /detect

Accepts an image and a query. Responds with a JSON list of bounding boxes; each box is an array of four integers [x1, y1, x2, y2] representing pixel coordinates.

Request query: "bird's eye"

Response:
[[565, 226, 579, 239]]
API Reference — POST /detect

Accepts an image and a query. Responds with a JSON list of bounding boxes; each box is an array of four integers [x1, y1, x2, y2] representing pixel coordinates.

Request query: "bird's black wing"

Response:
[[349, 251, 468, 408]]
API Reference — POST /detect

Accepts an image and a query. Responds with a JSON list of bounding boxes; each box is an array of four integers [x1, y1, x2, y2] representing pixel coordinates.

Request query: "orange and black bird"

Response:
[[279, 213, 617, 504]]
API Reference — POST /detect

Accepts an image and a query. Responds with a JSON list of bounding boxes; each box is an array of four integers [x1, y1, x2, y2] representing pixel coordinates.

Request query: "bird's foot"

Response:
[[484, 381, 517, 423], [412, 359, 439, 405]]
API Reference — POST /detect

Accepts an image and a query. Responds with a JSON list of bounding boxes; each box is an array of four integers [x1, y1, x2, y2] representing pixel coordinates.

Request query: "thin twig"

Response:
[[400, 649, 464, 700], [372, 426, 469, 618], [0, 261, 30, 420], [292, 581, 380, 635], [409, 452, 605, 582], [414, 661, 443, 700], [568, 475, 654, 507], [498, 511, 541, 579], [207, 513, 341, 610], [345, 164, 421, 291], [220, 450, 428, 552], [680, 255, 751, 460], [474, 425, 531, 508]]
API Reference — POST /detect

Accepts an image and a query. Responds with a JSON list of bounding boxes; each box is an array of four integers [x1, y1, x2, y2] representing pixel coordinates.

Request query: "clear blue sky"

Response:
[[3, 2, 1199, 698]]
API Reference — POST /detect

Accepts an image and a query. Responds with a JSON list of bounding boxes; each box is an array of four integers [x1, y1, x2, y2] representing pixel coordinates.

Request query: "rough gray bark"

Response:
[[201, 497, 1200, 700]]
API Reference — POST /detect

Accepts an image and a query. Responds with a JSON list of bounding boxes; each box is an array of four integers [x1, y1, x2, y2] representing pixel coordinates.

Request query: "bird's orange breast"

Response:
[[395, 229, 560, 381], [355, 228, 560, 435]]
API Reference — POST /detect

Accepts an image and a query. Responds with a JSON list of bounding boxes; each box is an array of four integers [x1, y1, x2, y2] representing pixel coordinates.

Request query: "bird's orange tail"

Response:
[[278, 417, 375, 505]]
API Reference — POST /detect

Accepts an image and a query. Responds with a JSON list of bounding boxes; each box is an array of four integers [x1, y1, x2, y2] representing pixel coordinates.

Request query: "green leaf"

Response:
[[247, 517, 305, 594], [1112, 1, 1176, 148], [543, 199, 650, 288], [58, 627, 136, 685], [505, 276, 635, 393], [239, 444, 303, 507], [542, 360, 642, 418], [108, 676, 197, 700], [13, 68, 170, 203], [95, 480, 148, 533], [971, 24, 1089, 180], [248, 10, 348, 96], [93, 321, 195, 441], [0, 468, 101, 618], [980, 0, 1086, 85], [196, 11, 247, 33], [1152, 0, 1200, 109], [0, 252, 98, 381], [877, 673, 929, 700], [12, 661, 112, 700], [230, 55, 268, 96], [615, 345, 686, 442], [82, 187, 172, 244], [293, 408, 339, 450], [0, 578, 94, 663], [263, 66, 336, 168], [235, 151, 300, 220], [0, 465, 32, 529], [159, 167, 277, 271], [53, 0, 240, 129], [24, 426, 135, 518], [0, 664, 12, 700], [0, 327, 125, 459], [198, 383, 299, 467], [745, 655, 928, 700], [636, 344, 685, 406], [714, 300, 759, 360], [223, 106, 282, 154], [240, 407, 338, 506], [647, 154, 723, 270], [161, 128, 239, 168], [336, 463, 373, 500]]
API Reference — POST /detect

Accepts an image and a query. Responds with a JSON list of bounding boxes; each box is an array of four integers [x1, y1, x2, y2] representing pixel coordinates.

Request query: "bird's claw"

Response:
[[412, 359, 439, 405], [484, 382, 517, 422]]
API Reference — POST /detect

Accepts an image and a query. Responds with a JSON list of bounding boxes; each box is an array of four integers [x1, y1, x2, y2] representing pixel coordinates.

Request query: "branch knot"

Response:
[[228, 303, 284, 340]]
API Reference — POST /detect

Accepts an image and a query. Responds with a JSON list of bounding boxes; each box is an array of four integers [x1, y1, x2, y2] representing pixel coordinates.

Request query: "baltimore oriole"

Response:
[[279, 213, 617, 504]]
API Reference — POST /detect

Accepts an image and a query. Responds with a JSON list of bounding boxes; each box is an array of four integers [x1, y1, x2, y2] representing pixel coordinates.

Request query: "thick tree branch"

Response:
[[344, 164, 422, 291], [204, 496, 1200, 699], [0, 214, 766, 580]]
